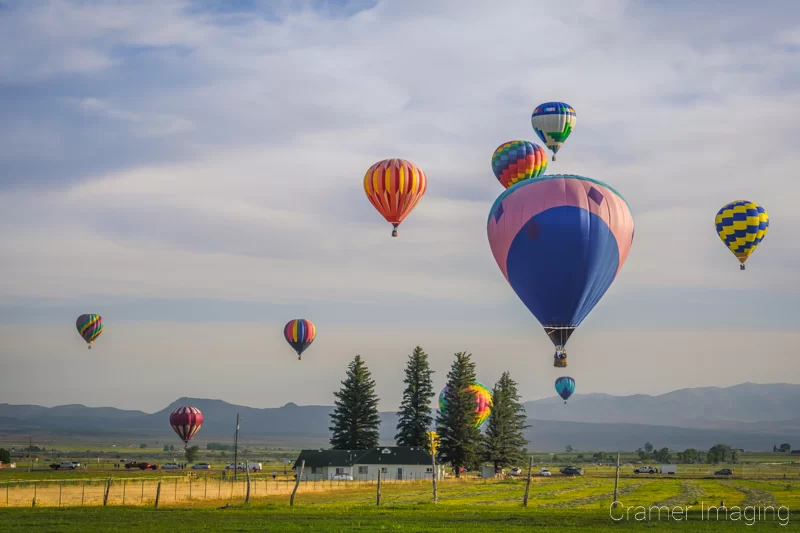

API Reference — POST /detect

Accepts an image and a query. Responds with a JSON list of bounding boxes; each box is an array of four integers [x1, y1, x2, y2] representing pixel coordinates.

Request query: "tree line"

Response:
[[328, 348, 529, 477]]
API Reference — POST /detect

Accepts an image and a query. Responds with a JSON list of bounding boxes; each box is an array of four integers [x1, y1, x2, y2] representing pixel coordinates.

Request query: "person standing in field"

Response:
[[272, 471, 277, 480]]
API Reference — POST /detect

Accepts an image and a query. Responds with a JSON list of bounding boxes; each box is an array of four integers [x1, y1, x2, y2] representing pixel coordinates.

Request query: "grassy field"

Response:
[[0, 477, 796, 532]]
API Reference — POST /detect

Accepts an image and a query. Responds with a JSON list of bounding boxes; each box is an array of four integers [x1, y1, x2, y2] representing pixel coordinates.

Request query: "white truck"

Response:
[[660, 464, 677, 475], [633, 465, 657, 474]]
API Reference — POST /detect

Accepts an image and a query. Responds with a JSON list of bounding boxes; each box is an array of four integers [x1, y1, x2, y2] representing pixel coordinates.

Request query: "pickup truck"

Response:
[[49, 461, 79, 470], [634, 466, 657, 474]]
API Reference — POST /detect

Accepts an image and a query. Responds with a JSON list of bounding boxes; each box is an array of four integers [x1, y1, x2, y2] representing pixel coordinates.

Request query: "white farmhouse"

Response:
[[293, 446, 444, 481]]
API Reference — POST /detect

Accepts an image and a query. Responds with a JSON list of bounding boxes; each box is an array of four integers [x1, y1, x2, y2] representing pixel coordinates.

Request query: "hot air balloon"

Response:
[[169, 406, 203, 447], [76, 314, 103, 349], [531, 102, 576, 161], [438, 382, 492, 428], [491, 140, 548, 189], [487, 175, 634, 367], [714, 201, 769, 271], [555, 376, 576, 404], [363, 158, 427, 237], [284, 319, 316, 360]]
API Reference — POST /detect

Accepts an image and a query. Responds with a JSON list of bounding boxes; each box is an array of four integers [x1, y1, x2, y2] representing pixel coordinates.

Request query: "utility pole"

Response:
[[233, 413, 240, 481], [612, 453, 620, 508], [28, 437, 32, 472]]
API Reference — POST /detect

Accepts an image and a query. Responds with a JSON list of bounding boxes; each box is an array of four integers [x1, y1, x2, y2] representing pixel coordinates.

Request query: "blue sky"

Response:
[[1, 0, 799, 411]]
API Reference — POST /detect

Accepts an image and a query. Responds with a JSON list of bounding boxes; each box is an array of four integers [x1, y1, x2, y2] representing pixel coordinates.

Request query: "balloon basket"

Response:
[[88, 345, 92, 350], [554, 358, 567, 368], [740, 264, 745, 271], [391, 230, 397, 237]]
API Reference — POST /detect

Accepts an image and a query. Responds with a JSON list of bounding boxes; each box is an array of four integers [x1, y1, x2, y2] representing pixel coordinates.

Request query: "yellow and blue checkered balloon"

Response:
[[714, 200, 769, 270]]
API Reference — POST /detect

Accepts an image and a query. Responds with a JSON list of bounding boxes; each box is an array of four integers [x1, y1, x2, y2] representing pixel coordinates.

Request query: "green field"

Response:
[[0, 477, 796, 532]]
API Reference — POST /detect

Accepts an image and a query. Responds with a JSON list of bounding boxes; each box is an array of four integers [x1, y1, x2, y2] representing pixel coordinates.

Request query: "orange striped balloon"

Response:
[[363, 158, 427, 237]]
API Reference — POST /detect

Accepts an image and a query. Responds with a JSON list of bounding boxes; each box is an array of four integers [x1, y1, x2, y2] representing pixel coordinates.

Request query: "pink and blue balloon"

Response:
[[487, 175, 634, 367]]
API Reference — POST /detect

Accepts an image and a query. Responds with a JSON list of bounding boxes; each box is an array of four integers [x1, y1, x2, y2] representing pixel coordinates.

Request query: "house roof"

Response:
[[293, 449, 363, 469], [293, 446, 433, 469], [355, 446, 433, 465]]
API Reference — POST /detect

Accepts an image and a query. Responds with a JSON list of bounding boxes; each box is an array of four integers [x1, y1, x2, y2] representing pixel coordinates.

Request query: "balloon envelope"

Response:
[[714, 200, 768, 270], [169, 406, 203, 445], [284, 319, 316, 359], [76, 314, 103, 346], [363, 158, 427, 237], [555, 377, 576, 402], [491, 140, 548, 189], [438, 382, 492, 428], [487, 175, 634, 360], [531, 102, 576, 159]]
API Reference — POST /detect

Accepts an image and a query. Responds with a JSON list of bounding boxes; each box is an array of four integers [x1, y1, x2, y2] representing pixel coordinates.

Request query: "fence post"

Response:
[[245, 465, 251, 504], [218, 477, 222, 498], [174, 477, 178, 501], [290, 460, 304, 506], [81, 482, 85, 506], [523, 457, 533, 507], [103, 478, 111, 506], [59, 481, 63, 506], [5, 482, 8, 506], [431, 451, 438, 504], [205, 477, 208, 499], [141, 480, 144, 504], [122, 480, 126, 505], [155, 481, 162, 509], [376, 470, 382, 506], [189, 477, 192, 501]]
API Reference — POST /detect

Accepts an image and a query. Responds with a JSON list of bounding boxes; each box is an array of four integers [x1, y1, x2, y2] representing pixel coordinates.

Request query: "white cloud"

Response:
[[1, 0, 799, 405]]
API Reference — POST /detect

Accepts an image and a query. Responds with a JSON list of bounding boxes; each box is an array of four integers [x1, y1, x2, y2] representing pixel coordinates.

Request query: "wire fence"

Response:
[[0, 475, 442, 508]]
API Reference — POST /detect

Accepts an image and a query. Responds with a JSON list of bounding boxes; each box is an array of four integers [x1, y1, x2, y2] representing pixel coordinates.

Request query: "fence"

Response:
[[0, 475, 434, 508]]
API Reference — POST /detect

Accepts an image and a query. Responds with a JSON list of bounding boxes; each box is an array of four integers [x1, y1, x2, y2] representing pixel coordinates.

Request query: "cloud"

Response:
[[0, 0, 799, 406]]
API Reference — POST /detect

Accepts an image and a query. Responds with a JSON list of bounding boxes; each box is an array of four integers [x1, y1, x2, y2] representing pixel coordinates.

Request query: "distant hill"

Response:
[[523, 382, 800, 432], [1, 383, 798, 451]]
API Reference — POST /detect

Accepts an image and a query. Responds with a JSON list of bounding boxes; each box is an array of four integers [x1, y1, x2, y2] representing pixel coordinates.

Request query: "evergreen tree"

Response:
[[395, 346, 436, 447], [483, 371, 530, 472], [436, 352, 482, 478], [329, 355, 381, 450]]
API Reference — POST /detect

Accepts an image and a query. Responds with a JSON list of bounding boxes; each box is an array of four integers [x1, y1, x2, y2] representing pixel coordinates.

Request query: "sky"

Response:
[[1, 0, 799, 412]]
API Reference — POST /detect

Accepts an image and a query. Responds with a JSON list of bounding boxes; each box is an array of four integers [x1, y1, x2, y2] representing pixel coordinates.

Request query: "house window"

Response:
[[358, 466, 368, 475], [381, 467, 388, 474], [335, 467, 345, 475], [426, 467, 433, 473], [311, 467, 317, 474]]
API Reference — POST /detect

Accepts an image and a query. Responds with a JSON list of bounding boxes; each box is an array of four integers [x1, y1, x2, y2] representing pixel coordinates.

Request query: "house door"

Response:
[[396, 468, 403, 480]]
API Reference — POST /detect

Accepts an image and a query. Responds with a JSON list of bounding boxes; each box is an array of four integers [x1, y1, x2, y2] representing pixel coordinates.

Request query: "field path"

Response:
[[540, 481, 643, 509], [653, 481, 706, 508], [719, 481, 778, 508]]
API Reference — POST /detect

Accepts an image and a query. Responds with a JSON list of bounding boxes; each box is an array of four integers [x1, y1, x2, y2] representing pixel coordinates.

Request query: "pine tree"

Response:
[[395, 346, 435, 447], [436, 352, 482, 478], [483, 371, 530, 472], [329, 355, 381, 450]]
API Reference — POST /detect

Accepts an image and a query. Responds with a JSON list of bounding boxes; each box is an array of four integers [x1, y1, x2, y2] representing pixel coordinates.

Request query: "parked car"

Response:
[[538, 468, 552, 477], [634, 466, 657, 474], [191, 463, 211, 470], [509, 467, 523, 476], [225, 463, 245, 470], [331, 473, 353, 481], [161, 463, 180, 470], [560, 466, 583, 476], [248, 462, 262, 472], [714, 468, 733, 476]]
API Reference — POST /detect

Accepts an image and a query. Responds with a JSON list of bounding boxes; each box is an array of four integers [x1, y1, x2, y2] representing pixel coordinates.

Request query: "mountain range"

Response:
[[1, 383, 797, 451]]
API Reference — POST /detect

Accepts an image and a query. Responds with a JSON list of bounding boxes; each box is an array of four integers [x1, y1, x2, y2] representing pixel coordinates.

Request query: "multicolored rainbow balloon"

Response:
[[284, 319, 316, 360], [363, 158, 427, 237], [438, 382, 493, 428], [76, 314, 103, 349], [491, 140, 548, 189]]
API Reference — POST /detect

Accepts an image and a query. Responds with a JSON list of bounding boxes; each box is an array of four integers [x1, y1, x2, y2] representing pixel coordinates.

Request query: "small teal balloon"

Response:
[[555, 377, 576, 404]]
